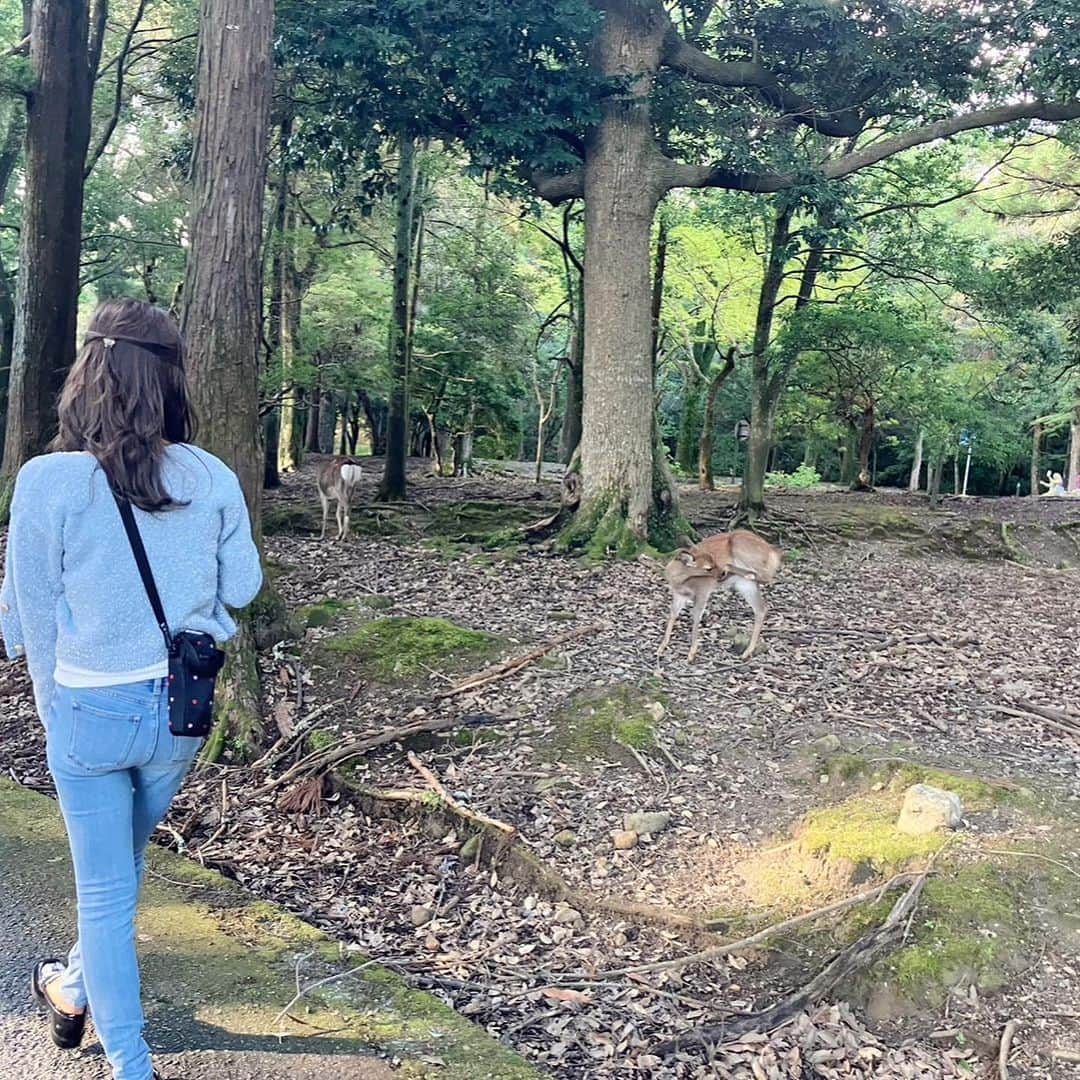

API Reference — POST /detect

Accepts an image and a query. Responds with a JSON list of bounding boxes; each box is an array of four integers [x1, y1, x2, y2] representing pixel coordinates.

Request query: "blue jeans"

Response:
[[45, 680, 202, 1080]]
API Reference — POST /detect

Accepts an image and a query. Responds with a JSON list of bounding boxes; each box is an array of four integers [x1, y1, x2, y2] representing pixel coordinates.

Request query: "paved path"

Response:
[[0, 779, 536, 1080]]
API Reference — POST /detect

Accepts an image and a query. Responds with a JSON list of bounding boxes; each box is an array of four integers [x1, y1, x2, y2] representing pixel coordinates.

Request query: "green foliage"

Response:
[[765, 464, 821, 489]]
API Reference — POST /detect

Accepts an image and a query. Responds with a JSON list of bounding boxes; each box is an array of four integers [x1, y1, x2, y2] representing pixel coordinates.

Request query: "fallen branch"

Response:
[[250, 700, 341, 772], [594, 872, 919, 979], [406, 751, 516, 836], [255, 711, 509, 796], [984, 848, 1080, 881], [999, 1019, 1021, 1080], [988, 705, 1080, 743], [435, 624, 601, 699], [347, 781, 710, 933], [653, 867, 931, 1056]]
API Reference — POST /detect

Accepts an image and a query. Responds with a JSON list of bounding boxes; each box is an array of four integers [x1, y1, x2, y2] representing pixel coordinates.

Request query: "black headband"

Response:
[[84, 331, 180, 364]]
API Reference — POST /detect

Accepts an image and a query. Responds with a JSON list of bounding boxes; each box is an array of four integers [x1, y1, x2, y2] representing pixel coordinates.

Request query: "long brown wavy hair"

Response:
[[52, 298, 196, 511]]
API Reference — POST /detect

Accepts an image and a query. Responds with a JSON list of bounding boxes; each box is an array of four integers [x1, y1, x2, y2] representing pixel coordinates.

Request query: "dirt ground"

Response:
[[2, 458, 1078, 1079]]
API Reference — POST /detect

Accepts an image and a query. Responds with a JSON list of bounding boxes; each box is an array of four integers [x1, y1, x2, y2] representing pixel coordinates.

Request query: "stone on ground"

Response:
[[896, 784, 963, 836]]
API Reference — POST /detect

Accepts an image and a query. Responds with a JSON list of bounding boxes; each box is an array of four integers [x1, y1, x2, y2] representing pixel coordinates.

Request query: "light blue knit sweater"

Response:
[[0, 445, 263, 721]]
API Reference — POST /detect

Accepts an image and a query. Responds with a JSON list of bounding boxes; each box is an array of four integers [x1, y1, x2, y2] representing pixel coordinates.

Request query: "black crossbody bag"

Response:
[[114, 494, 225, 738]]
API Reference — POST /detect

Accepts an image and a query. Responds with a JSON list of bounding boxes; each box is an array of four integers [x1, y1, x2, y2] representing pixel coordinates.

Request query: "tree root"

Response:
[[344, 776, 712, 933], [653, 867, 931, 1057], [435, 624, 602, 699]]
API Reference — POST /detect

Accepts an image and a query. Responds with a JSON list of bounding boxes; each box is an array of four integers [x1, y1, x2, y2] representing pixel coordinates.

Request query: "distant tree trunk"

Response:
[[305, 375, 321, 452], [182, 0, 274, 760], [559, 279, 584, 464], [318, 389, 335, 453], [909, 429, 924, 492], [740, 204, 794, 516], [1030, 421, 1042, 498], [280, 235, 306, 470], [650, 209, 668, 364], [928, 454, 945, 507], [378, 131, 417, 501], [263, 411, 279, 488], [853, 405, 876, 490], [0, 0, 93, 513], [359, 389, 387, 456], [698, 347, 736, 491], [952, 453, 959, 495], [1068, 407, 1079, 493]]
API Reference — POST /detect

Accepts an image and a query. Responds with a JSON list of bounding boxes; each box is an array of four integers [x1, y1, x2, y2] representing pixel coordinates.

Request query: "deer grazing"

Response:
[[317, 457, 364, 541], [657, 529, 782, 661]]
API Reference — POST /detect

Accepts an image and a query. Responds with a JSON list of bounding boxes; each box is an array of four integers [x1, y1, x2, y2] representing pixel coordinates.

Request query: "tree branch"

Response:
[[659, 17, 865, 137], [531, 169, 584, 204], [85, 0, 149, 178], [665, 100, 1080, 194]]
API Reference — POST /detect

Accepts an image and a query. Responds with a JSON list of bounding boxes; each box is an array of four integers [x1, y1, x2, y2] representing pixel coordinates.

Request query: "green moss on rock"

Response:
[[545, 684, 663, 766]]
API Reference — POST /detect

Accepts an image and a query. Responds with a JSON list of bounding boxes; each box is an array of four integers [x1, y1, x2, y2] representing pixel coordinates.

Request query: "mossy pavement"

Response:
[[0, 779, 539, 1080]]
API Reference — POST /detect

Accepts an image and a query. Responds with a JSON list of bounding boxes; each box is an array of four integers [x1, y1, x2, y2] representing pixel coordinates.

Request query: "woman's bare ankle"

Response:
[[44, 979, 84, 1016]]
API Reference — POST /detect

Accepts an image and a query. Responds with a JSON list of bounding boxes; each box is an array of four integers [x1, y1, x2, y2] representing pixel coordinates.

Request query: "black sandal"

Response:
[[31, 959, 87, 1050]]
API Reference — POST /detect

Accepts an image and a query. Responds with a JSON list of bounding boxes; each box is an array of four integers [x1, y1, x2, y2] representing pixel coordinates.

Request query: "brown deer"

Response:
[[317, 458, 363, 541], [657, 530, 782, 661]]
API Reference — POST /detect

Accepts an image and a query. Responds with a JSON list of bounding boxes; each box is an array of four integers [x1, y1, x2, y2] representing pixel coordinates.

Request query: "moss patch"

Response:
[[300, 597, 354, 628], [426, 500, 547, 550], [324, 617, 501, 682], [544, 684, 663, 766], [800, 793, 948, 870], [850, 862, 1028, 1014]]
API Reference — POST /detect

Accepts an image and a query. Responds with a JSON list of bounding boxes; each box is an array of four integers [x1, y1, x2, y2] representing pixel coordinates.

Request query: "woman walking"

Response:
[[0, 298, 262, 1080]]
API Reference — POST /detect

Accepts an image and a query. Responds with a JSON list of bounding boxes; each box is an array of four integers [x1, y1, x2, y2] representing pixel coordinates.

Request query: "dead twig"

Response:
[[596, 872, 919, 978], [984, 848, 1080, 881], [406, 750, 515, 836], [435, 623, 602, 699], [653, 866, 932, 1056], [250, 700, 341, 771], [999, 1019, 1022, 1080]]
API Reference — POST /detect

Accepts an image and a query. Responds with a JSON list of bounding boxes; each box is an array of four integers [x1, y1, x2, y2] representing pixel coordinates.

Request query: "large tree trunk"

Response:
[[568, 3, 676, 551], [0, 0, 93, 512], [1030, 420, 1042, 498], [378, 131, 417, 501], [909, 429, 924, 492], [182, 0, 275, 761], [0, 100, 27, 464]]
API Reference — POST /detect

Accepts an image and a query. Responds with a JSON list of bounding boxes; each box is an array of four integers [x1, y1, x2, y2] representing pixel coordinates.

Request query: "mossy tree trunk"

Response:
[[182, 0, 275, 760]]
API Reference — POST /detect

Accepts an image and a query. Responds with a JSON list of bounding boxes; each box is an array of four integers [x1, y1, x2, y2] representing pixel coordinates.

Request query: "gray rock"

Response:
[[552, 906, 582, 925], [623, 811, 672, 836], [553, 829, 577, 848], [410, 905, 434, 927], [812, 733, 843, 755], [896, 784, 962, 835]]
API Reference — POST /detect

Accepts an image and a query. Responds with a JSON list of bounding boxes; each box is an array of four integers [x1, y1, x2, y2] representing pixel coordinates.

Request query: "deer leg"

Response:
[[341, 495, 351, 540], [336, 499, 347, 541], [731, 577, 766, 659], [657, 593, 688, 656], [687, 588, 711, 661], [318, 491, 330, 541]]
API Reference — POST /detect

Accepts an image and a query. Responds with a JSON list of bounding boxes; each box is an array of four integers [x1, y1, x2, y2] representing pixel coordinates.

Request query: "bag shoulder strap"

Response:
[[113, 493, 173, 652]]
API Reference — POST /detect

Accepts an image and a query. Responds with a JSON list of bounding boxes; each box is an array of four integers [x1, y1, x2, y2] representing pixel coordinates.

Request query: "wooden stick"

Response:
[[250, 700, 341, 771], [999, 1019, 1021, 1080], [984, 848, 1080, 881], [989, 705, 1080, 743], [436, 624, 602, 698], [597, 872, 918, 978], [653, 868, 931, 1056], [255, 712, 508, 795], [406, 751, 515, 835]]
